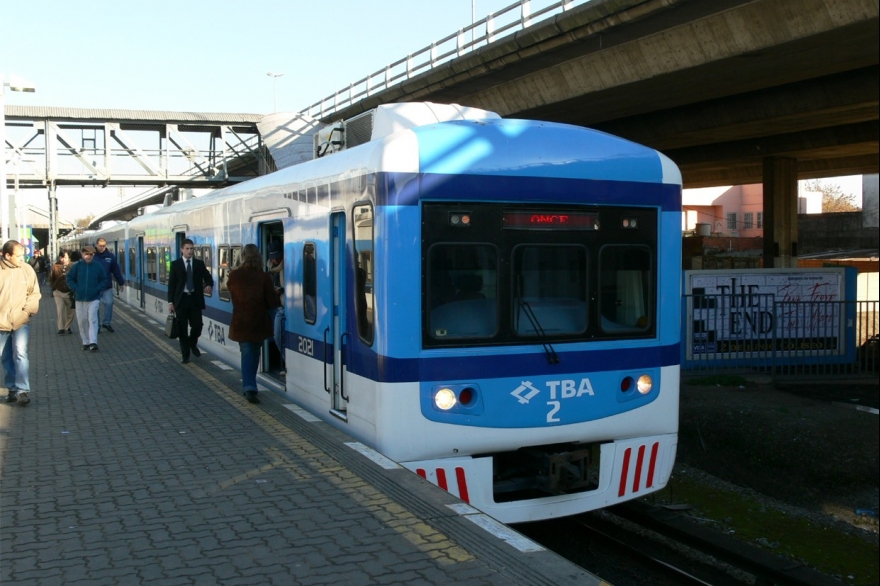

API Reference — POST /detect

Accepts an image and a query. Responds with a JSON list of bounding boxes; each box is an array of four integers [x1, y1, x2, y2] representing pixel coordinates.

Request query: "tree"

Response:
[[74, 214, 97, 228], [803, 180, 860, 213]]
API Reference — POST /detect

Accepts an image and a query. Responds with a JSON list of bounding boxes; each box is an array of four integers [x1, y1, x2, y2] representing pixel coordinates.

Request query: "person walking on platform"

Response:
[[266, 241, 285, 375], [168, 238, 213, 364], [0, 240, 41, 405], [67, 245, 110, 352], [94, 238, 124, 333], [49, 249, 75, 335], [29, 249, 48, 289], [228, 243, 280, 404]]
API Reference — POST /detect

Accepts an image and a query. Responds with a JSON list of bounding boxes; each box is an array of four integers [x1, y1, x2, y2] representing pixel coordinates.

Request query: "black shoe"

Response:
[[244, 391, 260, 404], [82, 344, 90, 351], [66, 328, 73, 334], [191, 345, 201, 357], [89, 344, 99, 352], [103, 324, 115, 333], [181, 356, 190, 364], [5, 393, 17, 403], [58, 329, 65, 335]]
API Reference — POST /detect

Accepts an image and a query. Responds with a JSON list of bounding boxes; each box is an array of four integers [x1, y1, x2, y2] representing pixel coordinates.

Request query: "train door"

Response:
[[329, 211, 349, 417], [259, 222, 285, 379], [137, 235, 146, 309], [110, 239, 120, 298]]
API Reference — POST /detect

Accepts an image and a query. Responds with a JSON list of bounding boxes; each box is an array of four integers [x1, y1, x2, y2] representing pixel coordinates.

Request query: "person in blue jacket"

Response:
[[66, 245, 111, 352], [94, 237, 125, 333]]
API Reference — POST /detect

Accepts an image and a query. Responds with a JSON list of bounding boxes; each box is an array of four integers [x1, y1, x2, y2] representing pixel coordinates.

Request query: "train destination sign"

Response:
[[502, 210, 599, 230]]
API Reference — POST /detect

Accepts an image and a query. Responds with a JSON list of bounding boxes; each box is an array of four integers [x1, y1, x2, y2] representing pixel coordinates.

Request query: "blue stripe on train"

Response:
[[142, 285, 679, 384], [380, 173, 681, 212], [344, 340, 679, 384]]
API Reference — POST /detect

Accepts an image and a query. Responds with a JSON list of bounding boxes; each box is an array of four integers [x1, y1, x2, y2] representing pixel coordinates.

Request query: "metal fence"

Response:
[[682, 294, 879, 378]]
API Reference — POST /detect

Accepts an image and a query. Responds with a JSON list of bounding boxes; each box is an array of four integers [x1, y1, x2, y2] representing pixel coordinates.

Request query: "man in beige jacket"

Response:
[[0, 240, 41, 405]]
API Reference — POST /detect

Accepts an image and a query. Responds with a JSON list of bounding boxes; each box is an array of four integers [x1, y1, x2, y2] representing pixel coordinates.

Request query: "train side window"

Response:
[[598, 245, 653, 333], [219, 245, 231, 302], [128, 247, 136, 278], [427, 244, 498, 340], [118, 245, 126, 276], [159, 246, 170, 284], [352, 205, 374, 344], [193, 246, 203, 261], [512, 245, 587, 337], [303, 243, 317, 324], [146, 247, 157, 282], [202, 246, 212, 275]]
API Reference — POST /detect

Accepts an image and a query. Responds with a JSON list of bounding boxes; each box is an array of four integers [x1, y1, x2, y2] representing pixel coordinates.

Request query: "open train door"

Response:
[[137, 235, 145, 309], [328, 211, 349, 419]]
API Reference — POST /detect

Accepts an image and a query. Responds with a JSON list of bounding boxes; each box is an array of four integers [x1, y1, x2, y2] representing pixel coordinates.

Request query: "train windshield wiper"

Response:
[[520, 300, 560, 364]]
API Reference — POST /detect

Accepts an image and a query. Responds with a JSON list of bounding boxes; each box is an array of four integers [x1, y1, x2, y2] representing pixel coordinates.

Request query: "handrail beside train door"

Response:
[[339, 332, 350, 401], [323, 327, 331, 393], [137, 236, 145, 309]]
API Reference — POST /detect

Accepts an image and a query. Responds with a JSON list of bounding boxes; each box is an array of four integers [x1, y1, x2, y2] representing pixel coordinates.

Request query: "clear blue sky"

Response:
[[2, 0, 525, 114]]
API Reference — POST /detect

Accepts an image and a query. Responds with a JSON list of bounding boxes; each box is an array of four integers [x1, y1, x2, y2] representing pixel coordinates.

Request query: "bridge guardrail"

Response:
[[301, 0, 585, 119]]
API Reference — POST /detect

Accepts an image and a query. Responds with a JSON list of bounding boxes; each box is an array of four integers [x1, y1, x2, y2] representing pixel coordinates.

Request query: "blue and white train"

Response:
[[67, 103, 682, 523]]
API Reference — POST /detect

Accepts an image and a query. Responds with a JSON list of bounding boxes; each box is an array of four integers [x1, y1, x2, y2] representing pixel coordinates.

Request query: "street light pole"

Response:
[[1, 74, 36, 243], [266, 72, 284, 113]]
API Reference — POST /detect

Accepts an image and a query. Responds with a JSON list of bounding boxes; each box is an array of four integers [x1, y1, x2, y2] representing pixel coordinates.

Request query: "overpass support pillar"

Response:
[[762, 157, 799, 268]]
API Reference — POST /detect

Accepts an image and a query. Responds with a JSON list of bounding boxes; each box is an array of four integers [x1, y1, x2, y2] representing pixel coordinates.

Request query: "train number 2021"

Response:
[[297, 336, 314, 357]]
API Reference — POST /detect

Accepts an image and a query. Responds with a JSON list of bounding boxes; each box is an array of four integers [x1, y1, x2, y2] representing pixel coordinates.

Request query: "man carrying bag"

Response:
[[165, 312, 179, 339]]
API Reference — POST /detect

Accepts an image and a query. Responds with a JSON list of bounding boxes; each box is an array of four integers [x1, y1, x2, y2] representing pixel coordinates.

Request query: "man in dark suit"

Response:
[[168, 238, 214, 363]]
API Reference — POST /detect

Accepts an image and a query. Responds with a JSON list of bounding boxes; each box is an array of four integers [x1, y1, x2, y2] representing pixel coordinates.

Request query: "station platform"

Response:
[[1, 293, 607, 585]]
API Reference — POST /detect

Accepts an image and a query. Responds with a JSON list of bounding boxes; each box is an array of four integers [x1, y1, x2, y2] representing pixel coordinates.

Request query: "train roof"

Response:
[[130, 112, 681, 222]]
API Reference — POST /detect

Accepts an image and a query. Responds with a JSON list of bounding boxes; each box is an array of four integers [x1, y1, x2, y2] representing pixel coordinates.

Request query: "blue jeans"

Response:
[[1, 325, 31, 393], [100, 287, 115, 326], [239, 341, 262, 392]]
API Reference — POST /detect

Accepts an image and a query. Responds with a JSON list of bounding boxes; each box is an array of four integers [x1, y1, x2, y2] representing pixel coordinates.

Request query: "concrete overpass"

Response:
[[317, 0, 878, 188], [311, 0, 878, 267]]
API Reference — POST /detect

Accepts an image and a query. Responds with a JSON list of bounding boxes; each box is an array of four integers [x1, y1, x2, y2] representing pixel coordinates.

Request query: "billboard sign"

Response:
[[684, 268, 848, 360]]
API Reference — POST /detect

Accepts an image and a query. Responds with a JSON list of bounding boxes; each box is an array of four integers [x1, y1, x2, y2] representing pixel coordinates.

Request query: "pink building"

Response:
[[682, 184, 765, 237], [683, 183, 826, 237]]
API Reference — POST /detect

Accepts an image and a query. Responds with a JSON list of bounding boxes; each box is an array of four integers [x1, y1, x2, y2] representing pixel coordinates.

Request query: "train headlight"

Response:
[[434, 388, 457, 410], [637, 375, 653, 394], [428, 383, 483, 414]]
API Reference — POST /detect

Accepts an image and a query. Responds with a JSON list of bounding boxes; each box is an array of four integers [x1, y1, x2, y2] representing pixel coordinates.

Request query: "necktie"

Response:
[[186, 259, 194, 292]]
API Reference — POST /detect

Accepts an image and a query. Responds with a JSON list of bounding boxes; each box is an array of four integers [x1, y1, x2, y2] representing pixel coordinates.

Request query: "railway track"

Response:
[[516, 501, 842, 586]]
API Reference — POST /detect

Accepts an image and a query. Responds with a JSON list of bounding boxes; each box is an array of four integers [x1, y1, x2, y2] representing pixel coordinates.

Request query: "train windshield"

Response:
[[422, 202, 657, 348], [513, 245, 588, 337]]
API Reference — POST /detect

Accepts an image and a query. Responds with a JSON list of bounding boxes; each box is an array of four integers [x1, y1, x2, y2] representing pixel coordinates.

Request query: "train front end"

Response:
[[381, 118, 682, 523]]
